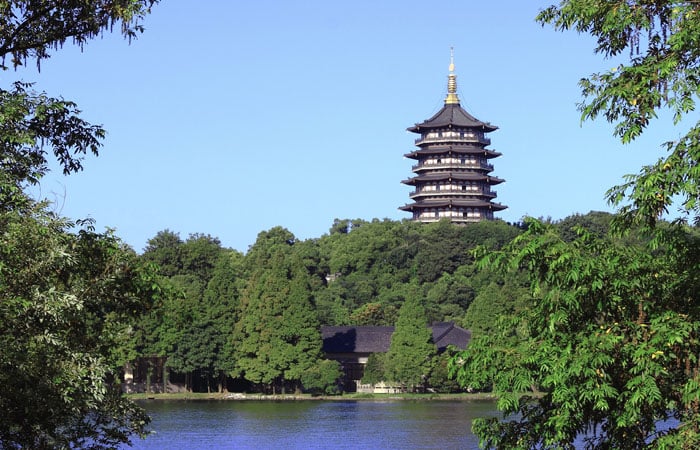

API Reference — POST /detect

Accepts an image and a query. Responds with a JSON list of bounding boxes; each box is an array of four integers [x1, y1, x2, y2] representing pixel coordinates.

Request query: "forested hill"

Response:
[[131, 211, 614, 392]]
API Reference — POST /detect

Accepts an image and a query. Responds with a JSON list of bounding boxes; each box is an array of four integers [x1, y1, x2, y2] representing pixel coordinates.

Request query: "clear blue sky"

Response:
[[20, 1, 680, 253]]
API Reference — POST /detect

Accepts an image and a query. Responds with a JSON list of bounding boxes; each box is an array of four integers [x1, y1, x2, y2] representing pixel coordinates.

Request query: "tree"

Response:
[[427, 349, 463, 394], [0, 209, 160, 449], [449, 2, 700, 448], [385, 296, 436, 391], [361, 352, 388, 386], [234, 228, 338, 394], [0, 1, 158, 71], [462, 272, 530, 339], [141, 230, 184, 277], [349, 302, 396, 326], [0, 82, 105, 210], [0, 1, 160, 447], [137, 232, 227, 392], [203, 249, 245, 392], [0, 1, 159, 210], [537, 1, 700, 228], [452, 219, 700, 449]]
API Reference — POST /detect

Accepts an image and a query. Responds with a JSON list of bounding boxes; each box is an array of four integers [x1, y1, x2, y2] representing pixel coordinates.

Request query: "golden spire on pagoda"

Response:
[[445, 47, 460, 105]]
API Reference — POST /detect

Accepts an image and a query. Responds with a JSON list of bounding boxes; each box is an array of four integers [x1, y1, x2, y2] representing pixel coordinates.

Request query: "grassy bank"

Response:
[[126, 392, 502, 401]]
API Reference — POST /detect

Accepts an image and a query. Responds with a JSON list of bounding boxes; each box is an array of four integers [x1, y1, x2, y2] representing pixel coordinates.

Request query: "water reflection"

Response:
[[125, 400, 499, 449]]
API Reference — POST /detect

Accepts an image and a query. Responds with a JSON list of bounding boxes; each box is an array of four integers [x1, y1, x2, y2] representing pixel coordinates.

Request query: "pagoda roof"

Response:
[[400, 198, 508, 211], [404, 146, 502, 159], [408, 103, 498, 133], [402, 171, 505, 185]]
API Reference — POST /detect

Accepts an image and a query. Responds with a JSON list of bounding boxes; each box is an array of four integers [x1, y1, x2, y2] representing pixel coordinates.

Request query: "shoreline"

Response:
[[127, 392, 505, 402]]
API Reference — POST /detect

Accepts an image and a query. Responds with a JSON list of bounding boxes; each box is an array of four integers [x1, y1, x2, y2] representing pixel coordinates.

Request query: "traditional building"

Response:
[[321, 322, 471, 392], [401, 51, 506, 222]]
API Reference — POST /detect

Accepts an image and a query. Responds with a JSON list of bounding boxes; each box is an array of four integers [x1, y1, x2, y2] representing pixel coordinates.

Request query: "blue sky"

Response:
[[20, 1, 681, 252]]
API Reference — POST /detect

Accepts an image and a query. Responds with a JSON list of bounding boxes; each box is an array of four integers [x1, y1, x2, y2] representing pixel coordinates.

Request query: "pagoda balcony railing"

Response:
[[414, 134, 491, 146], [414, 216, 486, 224], [409, 189, 497, 198], [412, 162, 494, 171]]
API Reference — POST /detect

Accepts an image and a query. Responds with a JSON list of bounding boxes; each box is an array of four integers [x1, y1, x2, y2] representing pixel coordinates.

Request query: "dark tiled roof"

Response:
[[404, 146, 502, 159], [321, 322, 471, 354], [431, 322, 472, 350], [400, 198, 508, 211], [400, 198, 499, 208], [321, 326, 394, 353], [408, 104, 497, 133], [402, 172, 503, 183]]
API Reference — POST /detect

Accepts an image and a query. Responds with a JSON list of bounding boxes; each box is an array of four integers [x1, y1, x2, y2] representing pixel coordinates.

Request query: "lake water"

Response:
[[123, 399, 499, 449]]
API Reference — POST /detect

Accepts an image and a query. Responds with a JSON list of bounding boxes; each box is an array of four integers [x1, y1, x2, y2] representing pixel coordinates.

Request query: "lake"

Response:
[[123, 399, 499, 449]]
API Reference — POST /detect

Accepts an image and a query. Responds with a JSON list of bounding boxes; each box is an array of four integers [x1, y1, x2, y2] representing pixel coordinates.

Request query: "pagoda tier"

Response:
[[400, 51, 506, 224]]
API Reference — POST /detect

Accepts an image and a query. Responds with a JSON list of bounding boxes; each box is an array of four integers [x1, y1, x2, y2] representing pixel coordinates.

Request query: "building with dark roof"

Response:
[[321, 322, 471, 392], [400, 50, 506, 222]]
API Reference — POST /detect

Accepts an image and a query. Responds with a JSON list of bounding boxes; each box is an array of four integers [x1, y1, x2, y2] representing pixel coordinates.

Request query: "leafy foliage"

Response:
[[537, 0, 700, 227], [385, 295, 436, 389], [0, 0, 158, 70], [233, 228, 337, 393], [447, 2, 700, 447], [0, 207, 159, 449], [0, 1, 160, 447], [137, 232, 229, 392], [0, 82, 105, 210], [452, 218, 700, 449], [361, 352, 388, 386], [135, 217, 528, 395]]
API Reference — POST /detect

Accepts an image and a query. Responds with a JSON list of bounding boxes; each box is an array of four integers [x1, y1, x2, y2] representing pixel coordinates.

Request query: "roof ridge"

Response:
[[431, 322, 455, 344]]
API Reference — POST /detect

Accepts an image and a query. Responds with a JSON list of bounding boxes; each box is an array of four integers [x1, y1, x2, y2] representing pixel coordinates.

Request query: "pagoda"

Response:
[[400, 51, 506, 223]]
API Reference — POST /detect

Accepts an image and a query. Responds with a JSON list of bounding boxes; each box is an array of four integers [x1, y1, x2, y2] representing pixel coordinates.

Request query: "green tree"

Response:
[[349, 302, 396, 326], [0, 1, 160, 448], [414, 219, 471, 283], [361, 352, 388, 386], [0, 82, 104, 210], [203, 249, 245, 392], [0, 0, 158, 210], [453, 219, 700, 449], [180, 233, 223, 283], [141, 230, 184, 277], [234, 228, 337, 394], [0, 209, 160, 449], [138, 231, 226, 392], [385, 296, 436, 391], [463, 272, 530, 339], [300, 359, 341, 395], [537, 1, 700, 228], [427, 349, 463, 394], [450, 3, 700, 448]]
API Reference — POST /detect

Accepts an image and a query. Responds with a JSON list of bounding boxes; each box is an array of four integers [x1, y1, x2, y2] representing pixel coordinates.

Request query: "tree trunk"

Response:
[[146, 364, 152, 394], [162, 362, 168, 393], [219, 371, 227, 393]]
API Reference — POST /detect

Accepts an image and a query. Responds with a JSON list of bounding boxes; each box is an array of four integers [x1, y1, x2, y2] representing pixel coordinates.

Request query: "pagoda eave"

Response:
[[404, 147, 502, 159], [407, 104, 499, 133], [403, 172, 504, 184], [401, 199, 508, 211]]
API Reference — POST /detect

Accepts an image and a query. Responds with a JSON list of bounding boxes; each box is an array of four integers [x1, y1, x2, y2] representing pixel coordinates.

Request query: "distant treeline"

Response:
[[128, 211, 618, 393]]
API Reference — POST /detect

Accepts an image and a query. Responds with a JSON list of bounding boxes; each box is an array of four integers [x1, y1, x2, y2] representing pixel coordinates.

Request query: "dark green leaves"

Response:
[[0, 0, 159, 70], [538, 1, 700, 226], [452, 218, 700, 448]]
